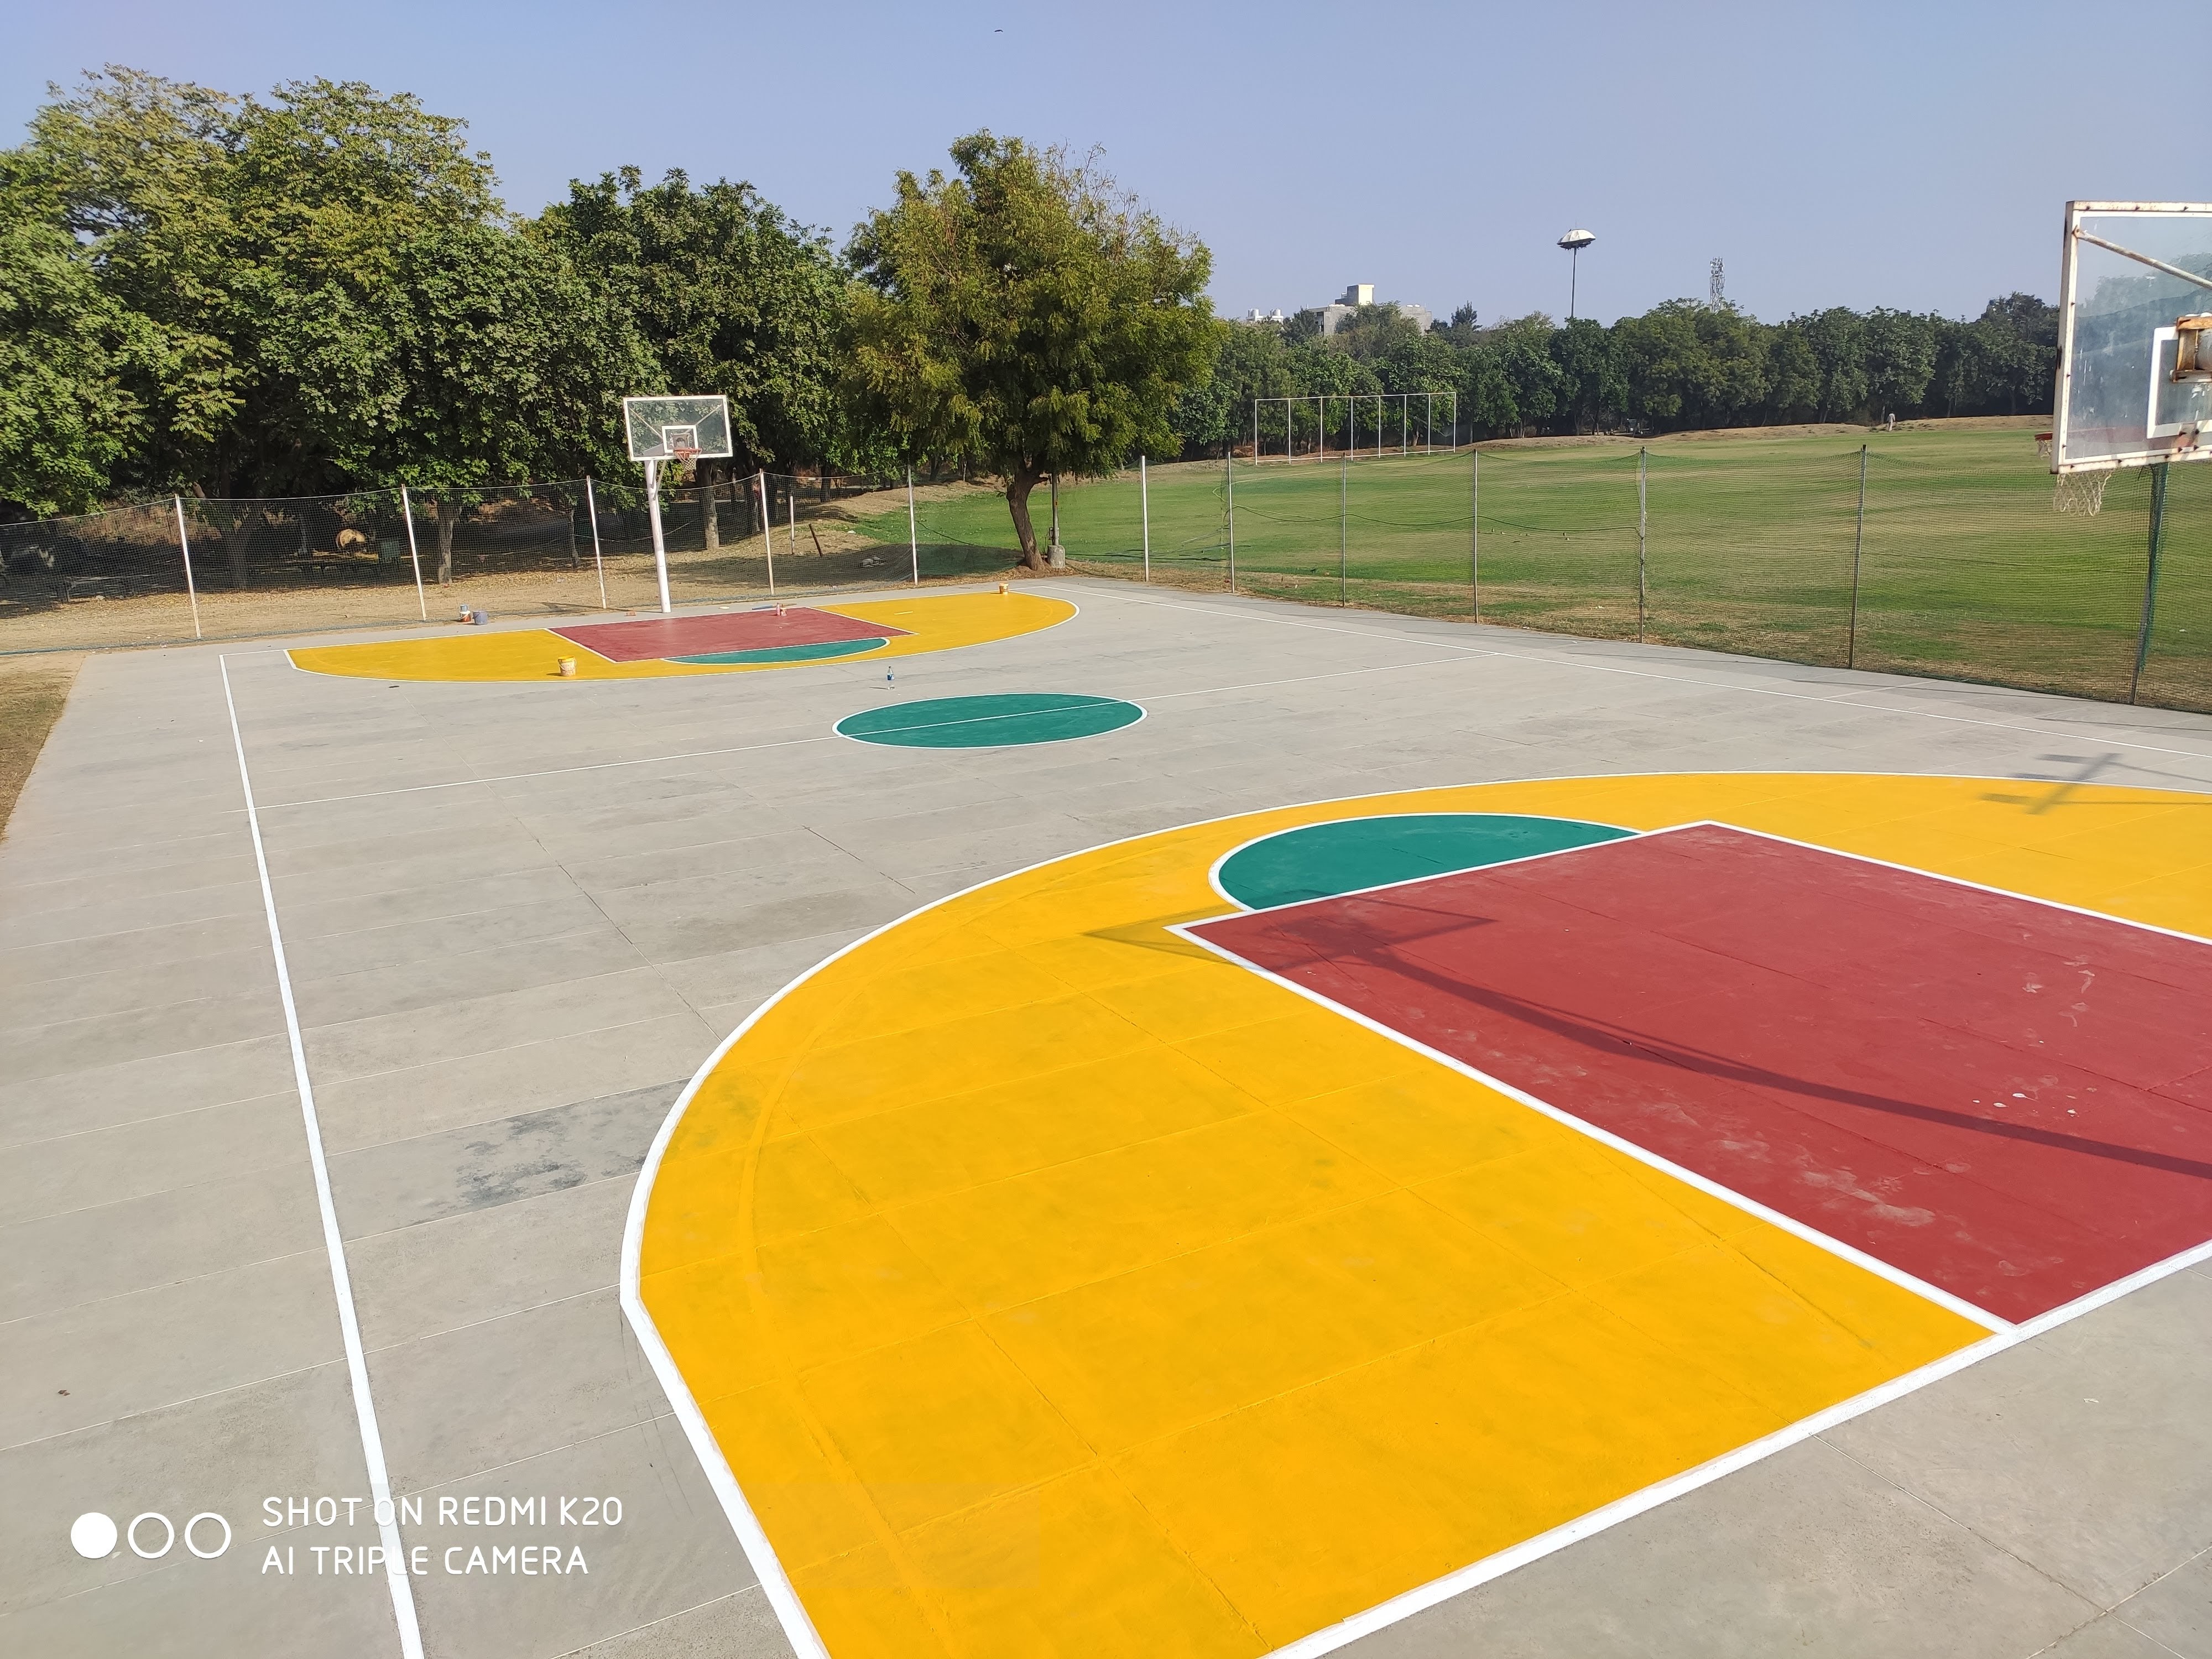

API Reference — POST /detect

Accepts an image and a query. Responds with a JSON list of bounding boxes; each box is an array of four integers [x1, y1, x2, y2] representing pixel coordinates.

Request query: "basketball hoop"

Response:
[[2054, 469, 2110, 515]]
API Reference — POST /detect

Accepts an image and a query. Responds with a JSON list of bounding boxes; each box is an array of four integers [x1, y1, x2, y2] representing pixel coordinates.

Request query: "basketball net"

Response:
[[672, 447, 701, 483], [2053, 469, 2110, 516]]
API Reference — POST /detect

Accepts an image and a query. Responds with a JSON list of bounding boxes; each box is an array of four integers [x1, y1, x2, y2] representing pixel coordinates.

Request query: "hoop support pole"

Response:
[[906, 468, 919, 586], [644, 459, 671, 613], [2131, 461, 2171, 704], [758, 471, 776, 594]]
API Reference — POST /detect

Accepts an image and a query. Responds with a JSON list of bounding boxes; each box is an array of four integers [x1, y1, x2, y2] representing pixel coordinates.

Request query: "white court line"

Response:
[[1256, 1237, 2212, 1659], [622, 769, 2212, 1659], [220, 657, 422, 1659], [1166, 914, 2010, 1335], [1089, 588, 2212, 763]]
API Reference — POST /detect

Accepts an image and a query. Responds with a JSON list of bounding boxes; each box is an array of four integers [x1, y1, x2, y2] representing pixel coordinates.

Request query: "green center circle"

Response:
[[835, 693, 1145, 749]]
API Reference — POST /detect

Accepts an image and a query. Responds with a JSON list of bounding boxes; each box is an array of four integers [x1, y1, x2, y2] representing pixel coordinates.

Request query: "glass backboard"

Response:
[[623, 395, 734, 462], [2054, 203, 2212, 473]]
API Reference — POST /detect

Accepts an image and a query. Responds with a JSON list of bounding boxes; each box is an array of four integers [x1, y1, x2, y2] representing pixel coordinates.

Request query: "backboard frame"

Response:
[[623, 395, 734, 464], [2053, 202, 2212, 474]]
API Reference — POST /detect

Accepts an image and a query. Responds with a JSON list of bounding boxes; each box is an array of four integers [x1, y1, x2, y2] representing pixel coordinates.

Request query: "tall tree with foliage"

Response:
[[534, 168, 848, 477], [846, 133, 1218, 568]]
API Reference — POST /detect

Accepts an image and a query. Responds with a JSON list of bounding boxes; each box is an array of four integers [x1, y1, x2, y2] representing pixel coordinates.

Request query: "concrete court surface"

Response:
[[2, 576, 2209, 1659]]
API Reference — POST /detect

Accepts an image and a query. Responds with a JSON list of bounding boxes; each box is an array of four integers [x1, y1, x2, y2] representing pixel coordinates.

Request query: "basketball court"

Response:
[[7, 210, 2212, 1658]]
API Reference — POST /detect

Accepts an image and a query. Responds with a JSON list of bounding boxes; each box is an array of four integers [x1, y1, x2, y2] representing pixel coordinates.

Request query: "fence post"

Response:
[[1848, 445, 1867, 668], [1470, 448, 1480, 621], [1140, 456, 1150, 582], [1636, 447, 1648, 644], [757, 470, 776, 594], [1225, 447, 1237, 593], [2130, 461, 2171, 705], [585, 478, 608, 609], [399, 486, 427, 619], [173, 494, 202, 640], [1339, 451, 1348, 603], [906, 468, 919, 586]]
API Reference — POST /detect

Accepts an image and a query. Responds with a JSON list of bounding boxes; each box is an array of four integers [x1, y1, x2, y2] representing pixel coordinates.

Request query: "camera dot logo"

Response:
[[70, 1513, 117, 1560]]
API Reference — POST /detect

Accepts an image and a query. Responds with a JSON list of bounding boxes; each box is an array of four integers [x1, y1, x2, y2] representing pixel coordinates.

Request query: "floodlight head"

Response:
[[1558, 229, 1595, 252]]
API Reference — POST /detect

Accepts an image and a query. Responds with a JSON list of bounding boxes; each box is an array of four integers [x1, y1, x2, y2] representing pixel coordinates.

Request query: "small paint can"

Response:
[[556, 658, 577, 677], [997, 581, 1009, 594], [457, 604, 472, 622]]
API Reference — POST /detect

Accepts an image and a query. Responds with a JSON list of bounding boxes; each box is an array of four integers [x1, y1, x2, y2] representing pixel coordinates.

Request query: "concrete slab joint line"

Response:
[[218, 655, 424, 1659]]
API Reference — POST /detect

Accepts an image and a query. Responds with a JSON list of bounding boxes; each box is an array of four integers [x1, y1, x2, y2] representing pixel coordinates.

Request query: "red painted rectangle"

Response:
[[552, 607, 907, 662], [1190, 825, 2212, 1323]]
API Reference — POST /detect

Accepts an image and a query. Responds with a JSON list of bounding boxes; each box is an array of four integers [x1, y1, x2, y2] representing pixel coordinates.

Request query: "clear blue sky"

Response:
[[5, 1, 2189, 327]]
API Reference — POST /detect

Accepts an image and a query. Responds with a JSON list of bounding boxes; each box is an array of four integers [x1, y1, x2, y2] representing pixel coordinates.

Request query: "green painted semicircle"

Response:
[[669, 636, 891, 666], [836, 692, 1144, 749], [1217, 813, 1633, 910]]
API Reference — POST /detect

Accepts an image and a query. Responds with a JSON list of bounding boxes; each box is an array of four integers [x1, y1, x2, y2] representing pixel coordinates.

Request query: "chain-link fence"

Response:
[[3, 435, 2206, 714]]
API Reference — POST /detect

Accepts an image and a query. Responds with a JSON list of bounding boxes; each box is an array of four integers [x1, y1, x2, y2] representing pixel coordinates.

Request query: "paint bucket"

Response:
[[556, 658, 577, 677], [471, 609, 488, 625], [997, 581, 1010, 594], [457, 604, 472, 622]]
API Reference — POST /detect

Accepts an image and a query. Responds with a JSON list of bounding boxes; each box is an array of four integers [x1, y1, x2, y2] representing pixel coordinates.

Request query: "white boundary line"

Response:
[[220, 657, 422, 1659], [1083, 587, 2212, 763], [1256, 1235, 2212, 1659], [1164, 914, 2009, 1334], [619, 770, 2212, 1659]]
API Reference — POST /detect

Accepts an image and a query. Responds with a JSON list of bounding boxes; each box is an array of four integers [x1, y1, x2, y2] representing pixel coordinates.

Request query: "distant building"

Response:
[[1316, 283, 1432, 337]]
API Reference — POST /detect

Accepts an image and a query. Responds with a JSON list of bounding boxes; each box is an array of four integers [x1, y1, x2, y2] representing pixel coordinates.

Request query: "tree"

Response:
[[534, 168, 848, 478], [846, 133, 1218, 568], [0, 198, 156, 514]]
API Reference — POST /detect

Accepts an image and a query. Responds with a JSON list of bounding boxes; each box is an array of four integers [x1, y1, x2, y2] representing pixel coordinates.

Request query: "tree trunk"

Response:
[[434, 497, 458, 585], [701, 484, 719, 551], [1005, 465, 1044, 570]]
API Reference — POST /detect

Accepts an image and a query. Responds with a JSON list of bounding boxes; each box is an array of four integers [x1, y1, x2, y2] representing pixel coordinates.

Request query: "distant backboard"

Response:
[[623, 395, 733, 463], [2054, 203, 2212, 473]]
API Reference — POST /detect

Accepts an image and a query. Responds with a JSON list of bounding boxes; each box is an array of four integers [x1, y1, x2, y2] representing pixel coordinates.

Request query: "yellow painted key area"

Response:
[[640, 774, 2212, 1658], [288, 590, 1073, 681]]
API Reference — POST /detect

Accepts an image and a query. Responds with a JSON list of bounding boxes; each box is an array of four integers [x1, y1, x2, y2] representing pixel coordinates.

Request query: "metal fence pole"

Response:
[[905, 468, 919, 586], [173, 494, 202, 640], [1848, 446, 1867, 669], [2130, 461, 2171, 705], [585, 477, 608, 609], [1636, 447, 1648, 644], [399, 485, 427, 618], [1339, 450, 1348, 603], [1225, 447, 1237, 592], [1140, 456, 1151, 582], [1471, 449, 1480, 621]]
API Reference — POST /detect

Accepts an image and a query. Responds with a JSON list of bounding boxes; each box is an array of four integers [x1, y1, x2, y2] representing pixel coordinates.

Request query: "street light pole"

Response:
[[1558, 228, 1595, 322]]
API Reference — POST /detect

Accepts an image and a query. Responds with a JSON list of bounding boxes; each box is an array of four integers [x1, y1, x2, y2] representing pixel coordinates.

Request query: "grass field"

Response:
[[0, 653, 80, 834], [853, 427, 2211, 711]]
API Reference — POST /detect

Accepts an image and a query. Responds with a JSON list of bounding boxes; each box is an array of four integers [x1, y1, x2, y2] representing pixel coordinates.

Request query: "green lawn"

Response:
[[852, 429, 2210, 712]]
